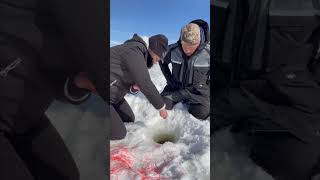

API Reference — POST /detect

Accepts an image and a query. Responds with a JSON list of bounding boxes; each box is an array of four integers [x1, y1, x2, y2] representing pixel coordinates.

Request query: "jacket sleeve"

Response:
[[159, 52, 175, 87], [50, 0, 107, 102], [124, 48, 165, 110], [63, 76, 91, 104]]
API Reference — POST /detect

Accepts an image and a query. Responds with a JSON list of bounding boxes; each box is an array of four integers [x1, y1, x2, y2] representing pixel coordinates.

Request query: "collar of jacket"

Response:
[[176, 40, 208, 58]]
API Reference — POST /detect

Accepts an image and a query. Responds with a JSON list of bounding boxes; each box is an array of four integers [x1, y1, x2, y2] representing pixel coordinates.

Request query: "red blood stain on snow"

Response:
[[110, 145, 184, 180]]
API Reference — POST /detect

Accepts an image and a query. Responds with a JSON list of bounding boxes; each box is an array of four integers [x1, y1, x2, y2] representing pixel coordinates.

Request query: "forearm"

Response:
[[140, 83, 165, 110]]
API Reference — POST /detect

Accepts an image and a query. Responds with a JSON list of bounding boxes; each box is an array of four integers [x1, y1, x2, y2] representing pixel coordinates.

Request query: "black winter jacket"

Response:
[[0, 0, 107, 102], [110, 34, 164, 110], [159, 19, 210, 105]]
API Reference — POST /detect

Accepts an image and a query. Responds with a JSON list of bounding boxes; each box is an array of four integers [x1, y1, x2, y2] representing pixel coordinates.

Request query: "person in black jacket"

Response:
[[0, 0, 107, 179], [159, 19, 210, 120], [110, 34, 169, 140]]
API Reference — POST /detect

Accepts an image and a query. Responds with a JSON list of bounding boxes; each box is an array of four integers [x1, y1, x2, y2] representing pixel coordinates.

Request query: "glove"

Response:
[[161, 80, 178, 95], [167, 79, 178, 89]]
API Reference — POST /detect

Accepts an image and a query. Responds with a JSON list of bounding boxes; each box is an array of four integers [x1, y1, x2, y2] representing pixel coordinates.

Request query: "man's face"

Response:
[[148, 49, 161, 64], [181, 41, 200, 57]]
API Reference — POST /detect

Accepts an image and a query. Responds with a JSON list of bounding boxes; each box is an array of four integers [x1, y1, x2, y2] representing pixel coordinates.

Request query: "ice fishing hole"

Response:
[[153, 132, 178, 144]]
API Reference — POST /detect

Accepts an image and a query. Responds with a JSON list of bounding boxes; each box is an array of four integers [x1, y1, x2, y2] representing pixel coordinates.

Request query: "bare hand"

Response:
[[74, 72, 96, 92], [159, 109, 168, 119], [132, 84, 140, 91]]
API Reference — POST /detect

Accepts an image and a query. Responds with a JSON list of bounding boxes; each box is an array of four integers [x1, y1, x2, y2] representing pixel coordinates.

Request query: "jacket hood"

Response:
[[124, 33, 148, 48], [124, 33, 152, 68], [189, 19, 210, 43], [175, 19, 210, 47]]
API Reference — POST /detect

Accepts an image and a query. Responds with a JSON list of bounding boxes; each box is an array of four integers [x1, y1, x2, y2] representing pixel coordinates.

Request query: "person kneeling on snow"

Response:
[[159, 19, 210, 120], [110, 34, 169, 140]]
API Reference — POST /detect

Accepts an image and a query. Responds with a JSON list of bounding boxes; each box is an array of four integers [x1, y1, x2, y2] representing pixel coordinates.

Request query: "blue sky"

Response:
[[110, 0, 210, 46]]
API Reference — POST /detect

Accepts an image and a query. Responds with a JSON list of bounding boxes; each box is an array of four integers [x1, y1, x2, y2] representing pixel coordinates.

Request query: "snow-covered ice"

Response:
[[110, 64, 210, 180], [109, 62, 273, 180], [212, 129, 274, 180]]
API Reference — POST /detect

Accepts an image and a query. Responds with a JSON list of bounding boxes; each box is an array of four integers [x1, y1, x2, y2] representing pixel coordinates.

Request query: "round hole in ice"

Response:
[[153, 132, 178, 144]]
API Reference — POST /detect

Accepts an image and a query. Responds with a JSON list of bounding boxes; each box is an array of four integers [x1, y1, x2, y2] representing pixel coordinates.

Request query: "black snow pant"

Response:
[[161, 85, 210, 120], [0, 34, 79, 180], [110, 98, 134, 140], [212, 88, 320, 180]]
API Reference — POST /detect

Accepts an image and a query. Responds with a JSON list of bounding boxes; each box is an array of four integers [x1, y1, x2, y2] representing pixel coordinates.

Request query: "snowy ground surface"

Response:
[[46, 96, 107, 180], [110, 65, 210, 180], [212, 129, 274, 180], [45, 63, 273, 180]]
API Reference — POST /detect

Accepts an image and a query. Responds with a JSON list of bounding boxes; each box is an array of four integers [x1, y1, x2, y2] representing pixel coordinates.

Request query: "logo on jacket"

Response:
[[0, 58, 22, 77]]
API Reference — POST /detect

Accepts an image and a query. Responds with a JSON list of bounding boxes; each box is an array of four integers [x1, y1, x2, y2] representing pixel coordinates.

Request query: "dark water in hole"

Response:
[[153, 132, 177, 144]]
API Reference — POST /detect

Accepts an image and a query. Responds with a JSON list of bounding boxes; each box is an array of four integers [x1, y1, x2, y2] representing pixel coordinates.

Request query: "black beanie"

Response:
[[149, 34, 168, 59]]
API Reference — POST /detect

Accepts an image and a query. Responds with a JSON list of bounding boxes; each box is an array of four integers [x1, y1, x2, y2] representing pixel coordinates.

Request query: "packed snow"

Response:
[[110, 64, 210, 180], [212, 129, 274, 180]]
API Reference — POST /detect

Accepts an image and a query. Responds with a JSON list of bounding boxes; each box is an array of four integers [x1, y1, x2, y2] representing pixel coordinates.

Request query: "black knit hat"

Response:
[[149, 34, 168, 59]]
